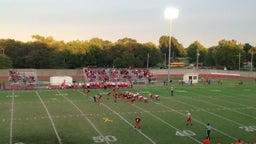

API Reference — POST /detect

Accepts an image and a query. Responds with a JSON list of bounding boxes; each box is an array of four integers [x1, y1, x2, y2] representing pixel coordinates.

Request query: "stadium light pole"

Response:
[[238, 53, 241, 71], [164, 7, 179, 84]]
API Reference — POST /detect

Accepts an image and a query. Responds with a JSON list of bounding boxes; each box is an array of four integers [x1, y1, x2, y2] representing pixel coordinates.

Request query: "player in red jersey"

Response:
[[203, 137, 210, 144], [134, 116, 141, 129], [97, 94, 102, 103], [186, 111, 192, 126], [235, 139, 243, 144], [106, 92, 111, 100]]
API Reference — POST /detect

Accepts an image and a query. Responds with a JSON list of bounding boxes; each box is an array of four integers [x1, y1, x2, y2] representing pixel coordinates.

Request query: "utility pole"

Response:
[[196, 49, 200, 69], [238, 53, 241, 71], [147, 53, 149, 70], [164, 53, 166, 68], [251, 51, 254, 72]]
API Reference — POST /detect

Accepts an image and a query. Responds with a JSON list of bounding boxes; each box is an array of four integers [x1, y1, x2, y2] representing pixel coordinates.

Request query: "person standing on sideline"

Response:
[[186, 111, 192, 126], [203, 137, 210, 144], [170, 86, 174, 96], [134, 116, 141, 129], [206, 123, 211, 139]]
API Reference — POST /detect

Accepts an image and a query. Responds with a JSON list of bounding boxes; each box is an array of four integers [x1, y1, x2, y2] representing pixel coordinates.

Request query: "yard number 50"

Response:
[[93, 135, 117, 143]]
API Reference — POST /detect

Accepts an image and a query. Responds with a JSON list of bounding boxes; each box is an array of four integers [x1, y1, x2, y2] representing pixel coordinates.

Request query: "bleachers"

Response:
[[83, 67, 156, 85], [6, 69, 37, 90]]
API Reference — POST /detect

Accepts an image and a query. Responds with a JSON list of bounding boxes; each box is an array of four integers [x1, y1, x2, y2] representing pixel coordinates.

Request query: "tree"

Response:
[[113, 53, 137, 68], [0, 54, 12, 68], [159, 35, 186, 62], [25, 42, 53, 68], [243, 43, 253, 62], [186, 41, 207, 65], [143, 42, 162, 67], [0, 39, 27, 68], [205, 47, 216, 67], [248, 47, 256, 71], [213, 40, 244, 70], [85, 45, 103, 67]]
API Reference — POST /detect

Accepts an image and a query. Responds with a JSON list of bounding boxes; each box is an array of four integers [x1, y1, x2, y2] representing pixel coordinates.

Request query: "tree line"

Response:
[[0, 35, 255, 70]]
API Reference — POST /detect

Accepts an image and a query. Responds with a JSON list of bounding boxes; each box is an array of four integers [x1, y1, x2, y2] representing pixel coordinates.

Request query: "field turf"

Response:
[[0, 79, 256, 144]]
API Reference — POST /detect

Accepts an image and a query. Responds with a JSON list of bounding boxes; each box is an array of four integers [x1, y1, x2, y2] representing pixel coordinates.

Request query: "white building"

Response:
[[183, 73, 198, 84]]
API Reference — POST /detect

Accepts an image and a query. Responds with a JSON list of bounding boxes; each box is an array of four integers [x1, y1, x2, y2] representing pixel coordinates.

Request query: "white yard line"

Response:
[[169, 97, 245, 126], [89, 89, 158, 144], [143, 87, 239, 142], [77, 90, 156, 144], [184, 96, 256, 120], [101, 103, 157, 144], [132, 104, 202, 144], [9, 90, 14, 144], [191, 91, 256, 110], [58, 90, 110, 144], [150, 99, 239, 142], [36, 91, 62, 144], [195, 88, 256, 109]]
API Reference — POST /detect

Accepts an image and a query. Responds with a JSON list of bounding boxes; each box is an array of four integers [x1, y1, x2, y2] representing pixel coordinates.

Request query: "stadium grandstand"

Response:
[[82, 66, 157, 88], [6, 69, 37, 90]]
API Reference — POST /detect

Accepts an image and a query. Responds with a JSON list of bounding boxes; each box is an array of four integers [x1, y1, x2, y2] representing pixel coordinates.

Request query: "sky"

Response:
[[1, 0, 256, 48]]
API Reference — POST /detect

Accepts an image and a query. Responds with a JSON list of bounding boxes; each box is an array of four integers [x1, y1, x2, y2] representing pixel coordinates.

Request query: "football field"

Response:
[[0, 79, 256, 144]]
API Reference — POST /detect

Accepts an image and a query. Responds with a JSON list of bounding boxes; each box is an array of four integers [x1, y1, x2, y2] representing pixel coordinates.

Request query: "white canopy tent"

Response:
[[50, 76, 73, 86]]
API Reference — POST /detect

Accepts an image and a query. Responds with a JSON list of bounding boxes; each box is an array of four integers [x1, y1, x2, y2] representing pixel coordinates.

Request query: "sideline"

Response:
[[36, 91, 62, 144]]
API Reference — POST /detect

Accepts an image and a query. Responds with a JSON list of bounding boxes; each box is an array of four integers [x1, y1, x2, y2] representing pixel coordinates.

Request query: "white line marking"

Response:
[[151, 99, 238, 141], [180, 97, 254, 126], [102, 103, 157, 144], [58, 90, 110, 144], [144, 87, 239, 142], [185, 96, 256, 120], [36, 91, 62, 144], [132, 104, 202, 144], [9, 90, 15, 144], [82, 90, 157, 144]]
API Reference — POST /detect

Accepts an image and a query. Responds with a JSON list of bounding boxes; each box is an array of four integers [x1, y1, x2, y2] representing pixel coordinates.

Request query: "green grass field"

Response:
[[0, 79, 256, 144]]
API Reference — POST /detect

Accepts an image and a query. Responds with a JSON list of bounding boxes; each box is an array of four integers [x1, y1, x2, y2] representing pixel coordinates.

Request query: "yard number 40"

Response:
[[239, 126, 256, 132]]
